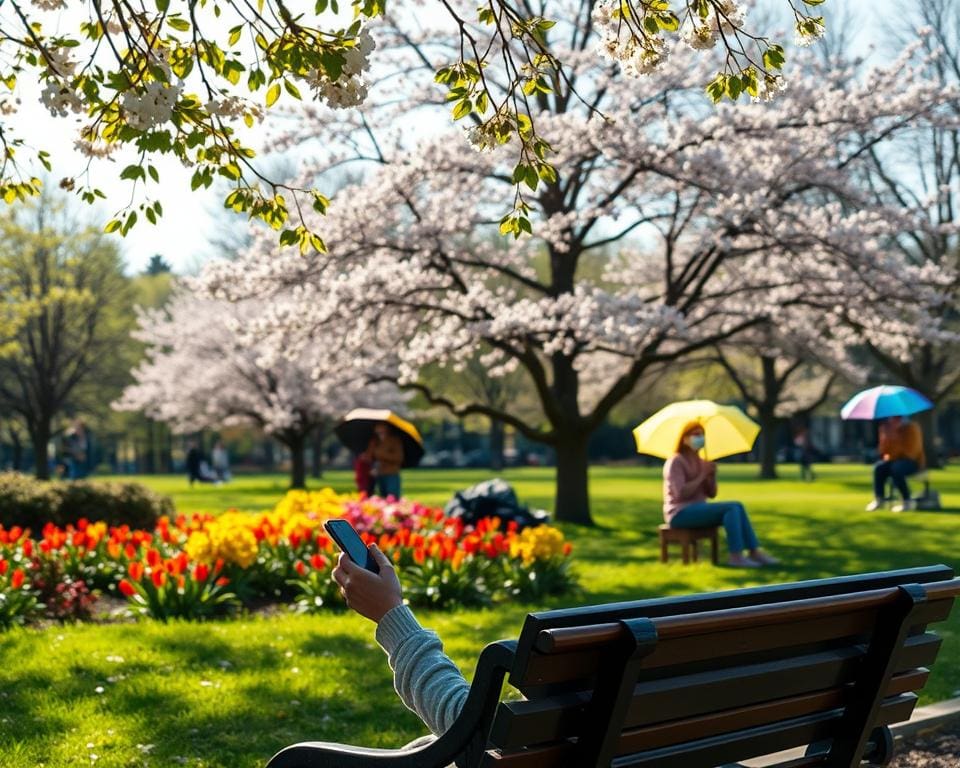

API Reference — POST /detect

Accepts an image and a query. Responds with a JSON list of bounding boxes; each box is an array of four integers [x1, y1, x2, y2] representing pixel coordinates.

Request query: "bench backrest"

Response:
[[480, 565, 959, 768]]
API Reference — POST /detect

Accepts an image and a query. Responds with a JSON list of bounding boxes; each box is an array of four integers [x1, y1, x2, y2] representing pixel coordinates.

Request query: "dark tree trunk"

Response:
[[311, 429, 324, 479], [162, 426, 173, 473], [914, 407, 940, 469], [286, 433, 307, 489], [7, 428, 23, 471], [756, 356, 782, 480], [144, 420, 156, 474], [489, 418, 505, 471], [554, 435, 593, 525], [757, 409, 779, 480], [31, 420, 52, 480]]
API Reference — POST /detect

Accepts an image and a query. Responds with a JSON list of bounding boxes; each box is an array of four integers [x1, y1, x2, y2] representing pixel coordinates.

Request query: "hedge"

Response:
[[0, 472, 172, 531]]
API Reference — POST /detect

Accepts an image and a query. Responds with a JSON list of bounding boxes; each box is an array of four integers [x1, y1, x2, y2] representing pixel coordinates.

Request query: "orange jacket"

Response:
[[367, 432, 404, 476], [879, 421, 925, 468]]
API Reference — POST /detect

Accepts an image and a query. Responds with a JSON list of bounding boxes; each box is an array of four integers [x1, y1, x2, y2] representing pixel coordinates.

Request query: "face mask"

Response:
[[687, 434, 706, 451]]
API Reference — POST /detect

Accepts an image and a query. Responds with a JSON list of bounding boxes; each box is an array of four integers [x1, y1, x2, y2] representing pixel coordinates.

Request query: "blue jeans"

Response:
[[671, 501, 759, 554], [873, 459, 918, 501], [377, 473, 401, 499]]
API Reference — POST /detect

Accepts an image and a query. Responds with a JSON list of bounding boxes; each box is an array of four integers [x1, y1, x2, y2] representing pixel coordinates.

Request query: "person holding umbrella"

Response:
[[635, 401, 778, 568], [366, 422, 405, 498], [335, 408, 425, 500], [866, 416, 925, 512], [840, 385, 931, 513]]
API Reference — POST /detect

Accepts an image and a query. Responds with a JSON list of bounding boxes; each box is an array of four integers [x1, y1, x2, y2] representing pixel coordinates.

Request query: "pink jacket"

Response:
[[662, 452, 717, 522]]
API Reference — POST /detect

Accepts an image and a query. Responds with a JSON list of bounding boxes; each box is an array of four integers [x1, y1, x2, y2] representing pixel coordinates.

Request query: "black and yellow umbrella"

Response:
[[334, 408, 425, 468]]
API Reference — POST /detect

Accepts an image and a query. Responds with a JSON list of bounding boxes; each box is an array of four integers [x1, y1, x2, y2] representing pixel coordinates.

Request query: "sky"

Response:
[[4, 0, 897, 275]]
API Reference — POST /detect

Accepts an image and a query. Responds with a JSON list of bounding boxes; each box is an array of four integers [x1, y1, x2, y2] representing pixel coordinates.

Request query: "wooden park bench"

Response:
[[266, 565, 960, 768]]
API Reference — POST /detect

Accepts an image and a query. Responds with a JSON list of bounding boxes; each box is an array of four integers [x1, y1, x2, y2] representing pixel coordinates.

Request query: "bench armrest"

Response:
[[266, 641, 517, 768]]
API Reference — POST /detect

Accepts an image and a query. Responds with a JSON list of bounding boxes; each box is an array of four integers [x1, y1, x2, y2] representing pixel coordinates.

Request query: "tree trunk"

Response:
[[286, 433, 307, 489], [914, 407, 940, 469], [553, 436, 593, 526], [757, 409, 779, 480], [8, 428, 23, 471], [489, 418, 505, 471], [144, 420, 156, 474], [311, 429, 324, 479], [31, 421, 52, 480]]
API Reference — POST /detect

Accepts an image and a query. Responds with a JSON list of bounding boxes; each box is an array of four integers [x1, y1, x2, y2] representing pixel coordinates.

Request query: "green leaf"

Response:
[[452, 99, 472, 120], [167, 17, 190, 31], [265, 83, 281, 107]]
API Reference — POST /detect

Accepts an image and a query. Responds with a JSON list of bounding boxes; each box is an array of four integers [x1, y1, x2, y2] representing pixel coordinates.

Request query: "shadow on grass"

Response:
[[0, 630, 425, 768]]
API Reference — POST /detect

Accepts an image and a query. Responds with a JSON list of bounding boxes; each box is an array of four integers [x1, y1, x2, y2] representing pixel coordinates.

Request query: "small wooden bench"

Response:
[[266, 565, 960, 768], [658, 523, 719, 565]]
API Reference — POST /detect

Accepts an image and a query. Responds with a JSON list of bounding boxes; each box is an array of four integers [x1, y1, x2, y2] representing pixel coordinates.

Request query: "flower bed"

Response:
[[0, 490, 576, 626]]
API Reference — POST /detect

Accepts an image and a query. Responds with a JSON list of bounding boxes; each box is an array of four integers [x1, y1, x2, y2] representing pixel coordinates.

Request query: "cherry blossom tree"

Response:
[[200, 25, 955, 524], [712, 329, 845, 479], [0, 1, 833, 247], [115, 287, 396, 488], [844, 0, 960, 466]]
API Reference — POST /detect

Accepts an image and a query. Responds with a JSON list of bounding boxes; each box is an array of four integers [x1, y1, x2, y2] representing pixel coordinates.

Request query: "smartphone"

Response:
[[323, 519, 380, 573]]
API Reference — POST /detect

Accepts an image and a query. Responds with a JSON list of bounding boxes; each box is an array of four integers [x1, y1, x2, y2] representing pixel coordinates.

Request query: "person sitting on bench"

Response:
[[866, 415, 925, 512], [333, 545, 467, 763], [663, 422, 778, 568]]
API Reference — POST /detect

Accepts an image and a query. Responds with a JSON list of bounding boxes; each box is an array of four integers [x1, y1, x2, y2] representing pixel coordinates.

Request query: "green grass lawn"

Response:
[[2, 464, 959, 767]]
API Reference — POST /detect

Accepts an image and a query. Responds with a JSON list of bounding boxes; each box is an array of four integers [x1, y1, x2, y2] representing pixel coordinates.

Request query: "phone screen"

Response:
[[324, 519, 380, 573]]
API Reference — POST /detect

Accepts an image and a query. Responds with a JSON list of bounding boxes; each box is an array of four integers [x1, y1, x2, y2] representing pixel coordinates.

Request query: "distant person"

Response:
[[366, 422, 405, 499], [211, 440, 231, 482], [353, 451, 374, 496], [64, 419, 90, 479], [185, 440, 216, 486], [663, 422, 779, 568], [866, 416, 925, 512], [793, 425, 816, 482]]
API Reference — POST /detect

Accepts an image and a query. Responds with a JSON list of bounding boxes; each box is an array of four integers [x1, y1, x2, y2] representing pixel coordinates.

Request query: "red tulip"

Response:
[[118, 579, 137, 597], [194, 562, 210, 582], [295, 560, 307, 577], [151, 570, 166, 588], [11, 568, 25, 589], [128, 562, 144, 581]]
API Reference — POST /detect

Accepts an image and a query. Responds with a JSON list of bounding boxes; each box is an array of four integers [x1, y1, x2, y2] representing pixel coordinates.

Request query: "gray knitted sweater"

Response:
[[374, 604, 471, 737]]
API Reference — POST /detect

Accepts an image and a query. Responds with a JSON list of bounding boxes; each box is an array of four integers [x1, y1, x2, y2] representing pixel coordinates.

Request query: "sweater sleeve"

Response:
[[375, 604, 471, 736]]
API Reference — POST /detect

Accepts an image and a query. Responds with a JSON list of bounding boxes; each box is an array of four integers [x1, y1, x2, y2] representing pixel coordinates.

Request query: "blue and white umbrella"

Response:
[[840, 385, 933, 420]]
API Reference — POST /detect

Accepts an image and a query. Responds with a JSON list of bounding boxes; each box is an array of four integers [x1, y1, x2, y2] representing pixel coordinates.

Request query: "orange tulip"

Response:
[[128, 562, 145, 581]]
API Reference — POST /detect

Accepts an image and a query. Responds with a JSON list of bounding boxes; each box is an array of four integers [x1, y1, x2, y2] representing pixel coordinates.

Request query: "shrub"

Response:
[[0, 556, 42, 630], [0, 472, 172, 530]]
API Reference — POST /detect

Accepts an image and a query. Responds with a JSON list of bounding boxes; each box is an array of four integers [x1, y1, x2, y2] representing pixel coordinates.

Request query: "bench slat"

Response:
[[515, 597, 952, 689], [481, 694, 917, 768], [490, 633, 941, 749]]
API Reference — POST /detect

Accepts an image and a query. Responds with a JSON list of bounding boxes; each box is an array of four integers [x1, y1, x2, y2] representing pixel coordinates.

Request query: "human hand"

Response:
[[332, 545, 403, 623], [703, 461, 717, 476]]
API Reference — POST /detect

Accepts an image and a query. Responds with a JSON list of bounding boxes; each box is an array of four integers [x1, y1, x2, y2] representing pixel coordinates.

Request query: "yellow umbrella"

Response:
[[633, 400, 760, 461], [335, 408, 424, 467]]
